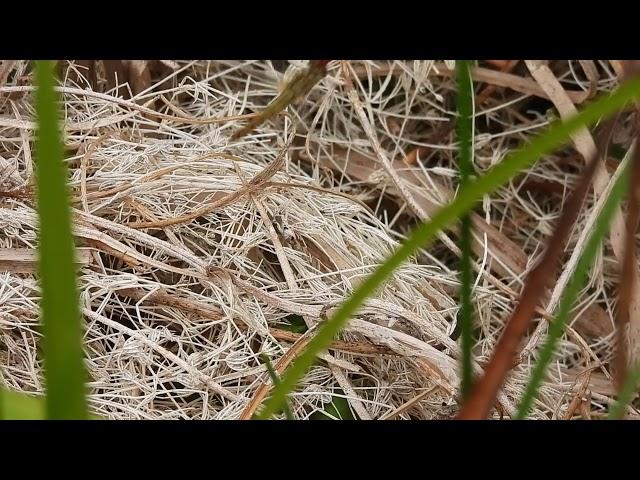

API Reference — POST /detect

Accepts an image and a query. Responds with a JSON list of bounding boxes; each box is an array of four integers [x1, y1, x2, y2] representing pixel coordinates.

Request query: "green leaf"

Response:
[[0, 388, 103, 420], [35, 60, 88, 419], [456, 60, 475, 399], [0, 389, 46, 420]]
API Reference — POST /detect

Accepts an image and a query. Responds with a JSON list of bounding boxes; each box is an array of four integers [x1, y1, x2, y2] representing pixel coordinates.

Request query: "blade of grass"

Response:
[[35, 60, 88, 419], [259, 353, 295, 420], [0, 388, 46, 420], [609, 363, 640, 419], [516, 155, 630, 418], [255, 75, 640, 420], [456, 60, 475, 398], [0, 388, 101, 420]]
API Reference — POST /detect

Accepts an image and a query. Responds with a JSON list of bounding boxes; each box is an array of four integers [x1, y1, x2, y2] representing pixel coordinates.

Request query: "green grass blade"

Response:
[[34, 60, 88, 419], [0, 388, 102, 420], [456, 60, 475, 398], [259, 353, 295, 420], [515, 159, 630, 419], [256, 75, 640, 420], [609, 364, 640, 419], [0, 388, 46, 419]]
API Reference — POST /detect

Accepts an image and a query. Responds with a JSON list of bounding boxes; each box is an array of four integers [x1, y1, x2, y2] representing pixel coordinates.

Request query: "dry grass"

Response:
[[0, 60, 636, 419]]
